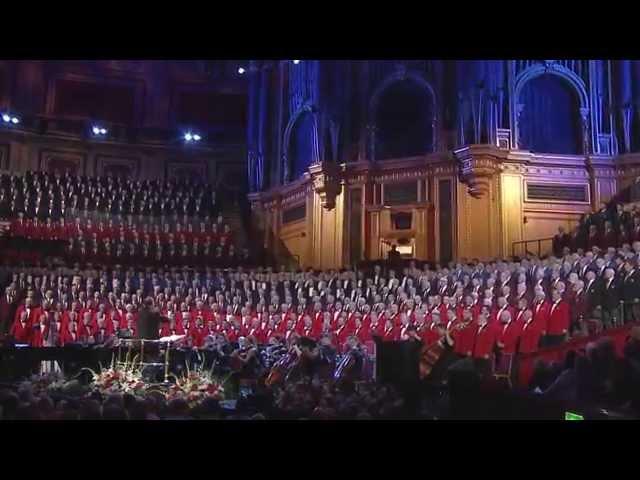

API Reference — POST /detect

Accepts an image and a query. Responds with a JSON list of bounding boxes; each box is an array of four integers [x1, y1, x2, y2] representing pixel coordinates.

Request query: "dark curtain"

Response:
[[376, 79, 434, 160], [519, 74, 582, 154]]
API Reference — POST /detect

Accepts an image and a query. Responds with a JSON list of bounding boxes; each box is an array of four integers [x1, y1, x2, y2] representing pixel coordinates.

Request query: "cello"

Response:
[[418, 321, 467, 380], [264, 347, 299, 387]]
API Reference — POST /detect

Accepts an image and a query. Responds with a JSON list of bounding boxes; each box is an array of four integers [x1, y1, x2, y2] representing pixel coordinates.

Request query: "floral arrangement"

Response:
[[166, 361, 228, 408], [82, 354, 148, 397]]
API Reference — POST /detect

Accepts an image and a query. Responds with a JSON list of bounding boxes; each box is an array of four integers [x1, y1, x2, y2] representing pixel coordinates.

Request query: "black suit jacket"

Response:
[[137, 307, 163, 340], [621, 271, 640, 302], [602, 278, 621, 311]]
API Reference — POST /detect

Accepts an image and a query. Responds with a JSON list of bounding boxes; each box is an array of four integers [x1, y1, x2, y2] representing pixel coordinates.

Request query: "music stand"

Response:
[[116, 338, 177, 384]]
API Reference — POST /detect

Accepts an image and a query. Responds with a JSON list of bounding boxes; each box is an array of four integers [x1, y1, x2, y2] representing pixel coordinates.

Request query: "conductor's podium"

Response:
[[116, 335, 186, 383]]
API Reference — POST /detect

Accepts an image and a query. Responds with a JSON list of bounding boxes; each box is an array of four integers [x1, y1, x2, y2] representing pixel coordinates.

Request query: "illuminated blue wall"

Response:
[[247, 60, 639, 192]]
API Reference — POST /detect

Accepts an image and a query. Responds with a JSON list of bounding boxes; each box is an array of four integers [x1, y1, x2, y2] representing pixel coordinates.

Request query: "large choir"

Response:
[[0, 171, 252, 267], [3, 238, 640, 370]]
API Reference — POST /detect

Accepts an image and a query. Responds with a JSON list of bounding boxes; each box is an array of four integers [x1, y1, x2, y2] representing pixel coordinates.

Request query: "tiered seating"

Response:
[[2, 245, 639, 357], [554, 201, 640, 256], [0, 172, 251, 267]]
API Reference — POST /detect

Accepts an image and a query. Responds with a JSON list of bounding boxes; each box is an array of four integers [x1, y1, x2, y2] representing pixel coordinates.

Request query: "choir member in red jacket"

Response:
[[189, 317, 207, 348], [531, 289, 550, 337], [354, 315, 371, 344], [518, 310, 542, 354], [247, 317, 264, 343], [60, 321, 80, 345], [382, 317, 399, 342], [334, 315, 352, 350], [300, 315, 315, 339], [31, 315, 49, 347], [545, 289, 570, 346], [453, 308, 478, 357], [495, 309, 523, 355], [14, 298, 42, 328], [422, 311, 442, 346], [472, 307, 497, 376], [491, 296, 514, 327], [10, 310, 31, 344]]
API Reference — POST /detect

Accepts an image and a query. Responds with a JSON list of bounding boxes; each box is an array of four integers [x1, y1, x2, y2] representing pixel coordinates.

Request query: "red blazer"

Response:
[[368, 322, 385, 338], [60, 329, 80, 346], [354, 324, 371, 343], [491, 305, 515, 325], [78, 322, 95, 340], [225, 328, 239, 343], [532, 300, 551, 335], [422, 323, 441, 346], [189, 327, 207, 348], [519, 320, 542, 354], [472, 324, 497, 359], [496, 320, 523, 354], [454, 322, 478, 357], [335, 325, 352, 347], [10, 320, 31, 344], [300, 326, 315, 340], [14, 304, 42, 327], [547, 300, 570, 335], [382, 324, 400, 342], [312, 312, 323, 331]]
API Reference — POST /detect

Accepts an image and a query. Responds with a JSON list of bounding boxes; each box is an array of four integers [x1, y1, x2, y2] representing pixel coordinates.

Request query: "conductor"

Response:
[[137, 297, 163, 340], [388, 244, 401, 268]]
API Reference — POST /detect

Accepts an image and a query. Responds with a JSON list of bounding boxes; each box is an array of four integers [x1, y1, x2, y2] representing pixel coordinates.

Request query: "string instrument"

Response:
[[333, 347, 361, 382], [265, 348, 298, 387], [418, 321, 470, 380], [230, 347, 255, 371]]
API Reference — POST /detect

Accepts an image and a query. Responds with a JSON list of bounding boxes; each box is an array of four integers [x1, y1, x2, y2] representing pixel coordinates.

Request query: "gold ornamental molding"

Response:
[[453, 145, 505, 199], [308, 162, 341, 210]]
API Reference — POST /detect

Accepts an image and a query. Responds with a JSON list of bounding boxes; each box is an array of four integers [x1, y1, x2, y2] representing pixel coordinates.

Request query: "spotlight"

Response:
[[192, 134, 201, 141], [292, 60, 301, 65], [184, 132, 193, 142], [2, 114, 10, 123], [92, 125, 107, 136], [11, 117, 19, 124], [237, 67, 246, 75]]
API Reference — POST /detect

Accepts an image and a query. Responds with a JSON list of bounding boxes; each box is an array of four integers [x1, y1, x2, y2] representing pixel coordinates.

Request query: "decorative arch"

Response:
[[282, 103, 320, 183], [368, 69, 437, 161], [513, 63, 590, 154]]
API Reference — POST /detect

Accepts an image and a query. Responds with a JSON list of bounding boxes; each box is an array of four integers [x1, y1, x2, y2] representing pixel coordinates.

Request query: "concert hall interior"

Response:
[[1, 59, 640, 421]]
